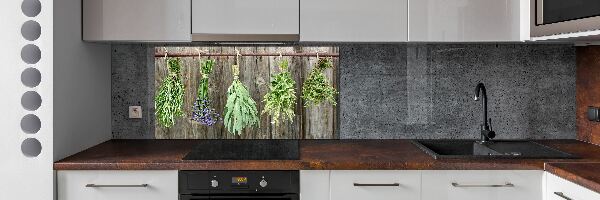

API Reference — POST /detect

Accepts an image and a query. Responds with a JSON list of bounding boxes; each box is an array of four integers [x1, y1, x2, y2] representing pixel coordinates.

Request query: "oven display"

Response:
[[232, 177, 248, 185]]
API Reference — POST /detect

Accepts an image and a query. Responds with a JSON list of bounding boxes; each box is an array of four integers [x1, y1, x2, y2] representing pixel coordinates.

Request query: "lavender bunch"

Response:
[[192, 99, 220, 126], [192, 59, 220, 126]]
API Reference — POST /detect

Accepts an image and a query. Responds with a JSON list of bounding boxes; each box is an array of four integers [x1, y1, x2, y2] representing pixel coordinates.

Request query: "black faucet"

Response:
[[474, 83, 495, 143]]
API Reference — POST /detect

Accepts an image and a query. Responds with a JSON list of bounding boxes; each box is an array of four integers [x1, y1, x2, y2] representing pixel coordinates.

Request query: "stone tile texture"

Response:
[[339, 44, 576, 139]]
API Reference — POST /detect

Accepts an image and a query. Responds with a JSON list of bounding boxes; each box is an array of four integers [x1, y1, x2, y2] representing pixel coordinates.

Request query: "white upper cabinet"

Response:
[[300, 0, 408, 42], [191, 0, 300, 41], [408, 0, 530, 42], [83, 0, 191, 42]]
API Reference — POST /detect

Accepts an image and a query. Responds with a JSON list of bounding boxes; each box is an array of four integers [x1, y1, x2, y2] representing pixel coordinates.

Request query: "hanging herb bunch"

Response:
[[263, 59, 296, 126], [302, 57, 338, 107], [155, 57, 185, 128], [191, 59, 220, 126], [224, 64, 260, 135]]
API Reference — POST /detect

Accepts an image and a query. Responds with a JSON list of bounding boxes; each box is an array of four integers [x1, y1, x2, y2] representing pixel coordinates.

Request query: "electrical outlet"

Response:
[[129, 106, 142, 119]]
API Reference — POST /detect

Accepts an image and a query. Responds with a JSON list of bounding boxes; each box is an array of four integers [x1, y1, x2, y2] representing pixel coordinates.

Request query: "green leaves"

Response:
[[263, 60, 297, 126], [197, 59, 215, 100], [224, 65, 260, 135], [155, 58, 185, 128], [302, 58, 337, 107]]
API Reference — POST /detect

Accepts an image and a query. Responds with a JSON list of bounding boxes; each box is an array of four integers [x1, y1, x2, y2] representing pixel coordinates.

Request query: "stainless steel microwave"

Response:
[[532, 0, 600, 37]]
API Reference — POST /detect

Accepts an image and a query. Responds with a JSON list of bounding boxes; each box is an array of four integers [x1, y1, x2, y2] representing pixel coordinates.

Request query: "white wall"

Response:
[[0, 0, 54, 199], [53, 0, 112, 161]]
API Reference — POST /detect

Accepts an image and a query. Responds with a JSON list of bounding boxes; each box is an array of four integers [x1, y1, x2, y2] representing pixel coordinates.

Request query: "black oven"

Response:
[[179, 171, 299, 200], [533, 0, 600, 37]]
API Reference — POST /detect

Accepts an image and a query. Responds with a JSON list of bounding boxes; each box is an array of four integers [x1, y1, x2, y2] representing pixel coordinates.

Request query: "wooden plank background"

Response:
[[154, 46, 338, 139]]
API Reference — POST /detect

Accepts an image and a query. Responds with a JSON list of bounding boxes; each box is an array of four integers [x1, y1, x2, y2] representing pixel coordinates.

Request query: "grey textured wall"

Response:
[[112, 44, 155, 139], [112, 44, 576, 139], [339, 44, 576, 139]]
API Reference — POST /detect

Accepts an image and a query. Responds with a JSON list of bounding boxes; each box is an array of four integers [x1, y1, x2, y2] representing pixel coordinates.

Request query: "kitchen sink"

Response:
[[411, 140, 577, 159]]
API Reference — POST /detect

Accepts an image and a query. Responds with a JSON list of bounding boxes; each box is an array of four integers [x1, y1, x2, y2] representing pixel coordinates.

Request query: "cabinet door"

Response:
[[300, 171, 330, 200], [57, 170, 178, 200], [422, 170, 543, 200], [330, 170, 420, 200], [546, 172, 600, 200], [300, 0, 408, 42], [409, 0, 529, 42], [192, 0, 299, 41], [82, 0, 191, 41]]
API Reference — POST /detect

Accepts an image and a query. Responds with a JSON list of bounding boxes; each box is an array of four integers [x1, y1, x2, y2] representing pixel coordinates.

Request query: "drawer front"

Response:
[[546, 172, 600, 200], [422, 170, 543, 200], [57, 170, 178, 200], [330, 170, 420, 200]]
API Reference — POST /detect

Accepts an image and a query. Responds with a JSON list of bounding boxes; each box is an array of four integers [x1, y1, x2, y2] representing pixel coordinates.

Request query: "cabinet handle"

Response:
[[353, 183, 400, 187], [451, 182, 514, 188], [553, 192, 573, 200], [85, 184, 149, 188]]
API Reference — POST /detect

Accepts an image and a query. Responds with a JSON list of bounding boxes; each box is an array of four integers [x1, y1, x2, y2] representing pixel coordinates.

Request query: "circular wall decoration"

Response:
[[21, 138, 42, 157], [21, 20, 41, 41], [21, 68, 41, 88], [21, 0, 41, 17], [21, 44, 41, 64], [21, 114, 41, 134], [21, 91, 42, 111]]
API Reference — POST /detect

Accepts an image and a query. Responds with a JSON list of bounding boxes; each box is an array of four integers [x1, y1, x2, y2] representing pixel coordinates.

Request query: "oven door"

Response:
[[180, 194, 299, 200], [532, 0, 600, 37]]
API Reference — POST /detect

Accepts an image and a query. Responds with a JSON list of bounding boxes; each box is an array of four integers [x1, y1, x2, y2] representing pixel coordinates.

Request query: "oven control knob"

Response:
[[259, 179, 268, 188], [210, 179, 219, 188]]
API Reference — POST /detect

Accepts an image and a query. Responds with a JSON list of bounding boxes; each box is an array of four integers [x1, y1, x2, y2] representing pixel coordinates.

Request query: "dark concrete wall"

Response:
[[339, 44, 576, 139], [111, 44, 155, 139], [112, 44, 576, 139]]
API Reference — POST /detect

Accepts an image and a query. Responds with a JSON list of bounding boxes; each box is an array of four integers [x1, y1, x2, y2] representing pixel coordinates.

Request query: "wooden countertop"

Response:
[[54, 139, 600, 193], [54, 139, 600, 171], [545, 162, 600, 194]]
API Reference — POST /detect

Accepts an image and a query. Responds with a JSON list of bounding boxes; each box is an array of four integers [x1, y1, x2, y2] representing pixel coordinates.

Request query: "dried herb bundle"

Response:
[[224, 64, 260, 135], [302, 58, 337, 107], [192, 59, 220, 126], [155, 58, 185, 128], [263, 60, 296, 126]]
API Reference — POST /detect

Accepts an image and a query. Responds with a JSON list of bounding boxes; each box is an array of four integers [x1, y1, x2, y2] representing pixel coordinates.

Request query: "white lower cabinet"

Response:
[[421, 170, 543, 200], [546, 172, 600, 200], [300, 171, 331, 200], [57, 170, 178, 200], [330, 170, 421, 200]]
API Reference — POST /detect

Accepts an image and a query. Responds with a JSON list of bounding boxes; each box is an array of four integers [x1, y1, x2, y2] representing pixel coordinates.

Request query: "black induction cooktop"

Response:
[[182, 140, 300, 160]]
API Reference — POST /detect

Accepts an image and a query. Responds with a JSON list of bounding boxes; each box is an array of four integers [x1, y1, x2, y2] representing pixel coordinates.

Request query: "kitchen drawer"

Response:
[[546, 172, 600, 200], [330, 170, 420, 200], [422, 170, 543, 200], [57, 170, 178, 200]]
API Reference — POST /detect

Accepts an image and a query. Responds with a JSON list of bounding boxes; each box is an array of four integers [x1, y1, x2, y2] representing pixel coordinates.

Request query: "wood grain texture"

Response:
[[54, 139, 600, 170], [154, 47, 338, 139], [576, 46, 600, 145]]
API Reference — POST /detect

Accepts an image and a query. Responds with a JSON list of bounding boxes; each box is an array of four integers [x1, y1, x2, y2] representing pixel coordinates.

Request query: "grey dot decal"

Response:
[[21, 0, 41, 17], [21, 91, 42, 111], [21, 20, 41, 41], [21, 68, 41, 88], [21, 44, 41, 64], [21, 138, 42, 157], [21, 114, 41, 134]]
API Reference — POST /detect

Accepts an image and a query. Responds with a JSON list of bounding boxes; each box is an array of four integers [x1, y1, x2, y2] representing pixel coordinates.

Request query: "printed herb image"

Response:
[[192, 59, 220, 126], [302, 58, 337, 107], [155, 58, 185, 128], [223, 64, 260, 135], [263, 59, 297, 126]]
